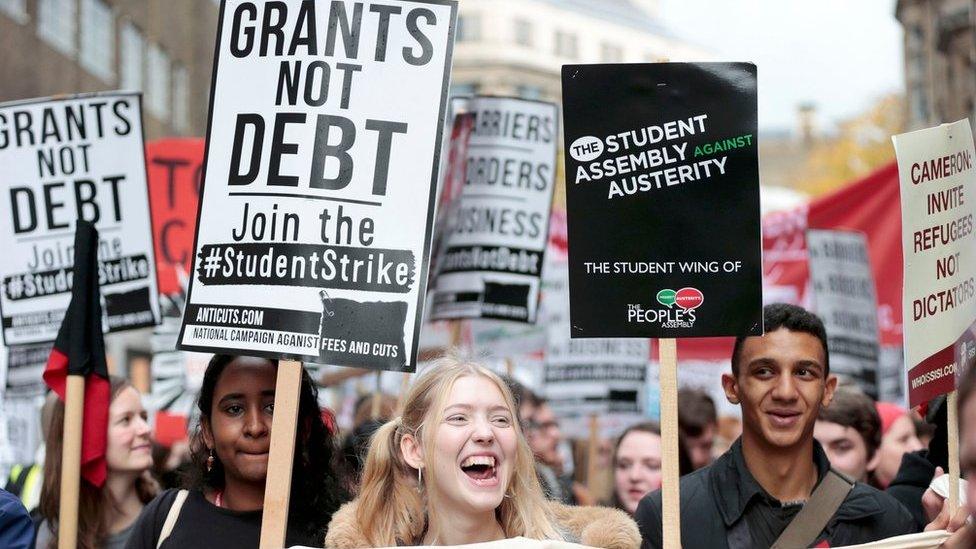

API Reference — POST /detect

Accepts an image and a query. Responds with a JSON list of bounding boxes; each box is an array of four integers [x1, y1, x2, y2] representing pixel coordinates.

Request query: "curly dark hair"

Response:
[[732, 303, 830, 377], [185, 354, 348, 541]]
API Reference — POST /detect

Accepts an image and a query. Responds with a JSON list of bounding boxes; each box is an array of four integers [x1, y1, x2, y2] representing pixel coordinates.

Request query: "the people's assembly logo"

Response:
[[627, 287, 704, 328]]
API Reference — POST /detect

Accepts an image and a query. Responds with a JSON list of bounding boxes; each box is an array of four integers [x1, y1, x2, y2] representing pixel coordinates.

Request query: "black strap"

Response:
[[771, 469, 854, 549], [5, 465, 30, 497]]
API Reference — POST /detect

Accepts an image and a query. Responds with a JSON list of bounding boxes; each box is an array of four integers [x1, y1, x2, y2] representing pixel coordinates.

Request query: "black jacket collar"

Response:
[[711, 437, 834, 526]]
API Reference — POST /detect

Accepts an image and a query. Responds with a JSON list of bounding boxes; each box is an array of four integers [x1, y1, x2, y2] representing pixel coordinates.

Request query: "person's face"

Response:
[[814, 420, 874, 482], [202, 357, 276, 486], [873, 414, 923, 487], [614, 430, 662, 515], [722, 328, 837, 450], [517, 400, 536, 427], [960, 396, 976, 520], [105, 386, 153, 473], [526, 404, 562, 467], [683, 423, 715, 470], [403, 375, 518, 515]]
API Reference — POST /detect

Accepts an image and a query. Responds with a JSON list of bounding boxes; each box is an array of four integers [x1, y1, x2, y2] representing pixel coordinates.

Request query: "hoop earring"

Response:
[[207, 449, 215, 473], [417, 467, 423, 490]]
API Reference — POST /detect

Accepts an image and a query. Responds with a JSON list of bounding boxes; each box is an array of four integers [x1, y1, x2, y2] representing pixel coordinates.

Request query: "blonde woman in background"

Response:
[[325, 356, 640, 548]]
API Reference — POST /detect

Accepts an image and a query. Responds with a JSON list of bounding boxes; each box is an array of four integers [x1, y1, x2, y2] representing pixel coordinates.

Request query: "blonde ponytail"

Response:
[[355, 418, 425, 546], [353, 355, 562, 544]]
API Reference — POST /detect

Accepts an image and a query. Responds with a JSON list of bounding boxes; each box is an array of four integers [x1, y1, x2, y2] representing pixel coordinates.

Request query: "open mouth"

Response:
[[460, 455, 499, 487], [766, 410, 801, 428]]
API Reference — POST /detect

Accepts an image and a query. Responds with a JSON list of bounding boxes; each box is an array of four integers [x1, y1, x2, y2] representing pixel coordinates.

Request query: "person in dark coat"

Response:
[[0, 488, 34, 549], [636, 304, 915, 548]]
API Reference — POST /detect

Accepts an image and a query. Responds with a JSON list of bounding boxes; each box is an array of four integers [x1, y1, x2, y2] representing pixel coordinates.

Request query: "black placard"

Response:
[[562, 63, 763, 338]]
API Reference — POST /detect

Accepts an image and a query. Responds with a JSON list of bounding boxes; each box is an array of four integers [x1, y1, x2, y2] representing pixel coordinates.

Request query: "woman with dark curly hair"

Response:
[[125, 355, 347, 548]]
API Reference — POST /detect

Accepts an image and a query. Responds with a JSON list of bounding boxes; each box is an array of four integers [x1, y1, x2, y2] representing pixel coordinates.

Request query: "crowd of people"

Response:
[[1, 303, 974, 548]]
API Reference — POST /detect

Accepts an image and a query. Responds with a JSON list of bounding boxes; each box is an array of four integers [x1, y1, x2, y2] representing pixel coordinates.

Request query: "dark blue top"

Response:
[[0, 488, 35, 549]]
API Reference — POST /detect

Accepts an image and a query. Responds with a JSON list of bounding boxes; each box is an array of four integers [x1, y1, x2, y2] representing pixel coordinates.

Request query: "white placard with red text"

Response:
[[893, 119, 976, 407]]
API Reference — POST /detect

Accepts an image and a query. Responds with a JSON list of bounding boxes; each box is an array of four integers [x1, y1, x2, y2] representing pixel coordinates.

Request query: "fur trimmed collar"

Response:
[[324, 499, 640, 548]]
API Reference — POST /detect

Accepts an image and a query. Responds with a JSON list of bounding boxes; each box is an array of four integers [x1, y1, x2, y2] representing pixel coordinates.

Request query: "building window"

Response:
[[0, 0, 28, 24], [38, 0, 77, 56], [601, 42, 623, 63], [450, 83, 477, 98], [910, 82, 929, 125], [554, 31, 578, 59], [514, 18, 532, 47], [173, 64, 190, 133], [120, 22, 144, 91], [147, 43, 171, 119], [457, 14, 481, 42], [80, 0, 114, 81], [517, 85, 542, 100]]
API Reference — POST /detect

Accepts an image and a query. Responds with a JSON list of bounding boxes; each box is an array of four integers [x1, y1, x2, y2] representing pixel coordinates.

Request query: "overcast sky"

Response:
[[657, 0, 904, 133]]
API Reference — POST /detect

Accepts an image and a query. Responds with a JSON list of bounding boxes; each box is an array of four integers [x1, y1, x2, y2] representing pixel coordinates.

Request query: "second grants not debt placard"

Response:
[[562, 63, 763, 338], [178, 0, 457, 372]]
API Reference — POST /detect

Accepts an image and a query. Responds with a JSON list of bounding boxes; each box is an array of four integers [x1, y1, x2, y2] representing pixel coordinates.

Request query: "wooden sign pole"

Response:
[[947, 390, 960, 515], [586, 414, 600, 493], [659, 338, 681, 549], [450, 320, 463, 348], [58, 374, 85, 549], [130, 356, 151, 394], [371, 371, 383, 420], [259, 360, 303, 549]]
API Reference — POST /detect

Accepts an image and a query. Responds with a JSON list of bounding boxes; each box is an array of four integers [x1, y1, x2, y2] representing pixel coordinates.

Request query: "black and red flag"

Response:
[[43, 220, 111, 487]]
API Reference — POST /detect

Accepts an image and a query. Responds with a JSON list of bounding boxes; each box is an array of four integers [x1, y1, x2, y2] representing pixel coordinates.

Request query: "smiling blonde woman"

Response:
[[325, 356, 640, 548]]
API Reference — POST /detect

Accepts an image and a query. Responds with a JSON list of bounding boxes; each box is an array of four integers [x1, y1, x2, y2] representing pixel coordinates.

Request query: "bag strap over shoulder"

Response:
[[156, 489, 189, 549], [771, 469, 854, 549]]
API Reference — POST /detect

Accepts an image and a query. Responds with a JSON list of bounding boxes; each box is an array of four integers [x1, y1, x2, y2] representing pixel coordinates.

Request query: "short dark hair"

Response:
[[731, 303, 830, 377], [498, 374, 542, 426], [818, 387, 882, 460], [677, 388, 717, 437], [959, 361, 976, 430]]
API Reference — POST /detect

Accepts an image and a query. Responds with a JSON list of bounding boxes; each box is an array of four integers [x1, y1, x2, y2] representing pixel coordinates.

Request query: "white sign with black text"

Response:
[[429, 96, 557, 323], [0, 93, 160, 345], [807, 229, 881, 397], [543, 259, 649, 421], [178, 0, 458, 372]]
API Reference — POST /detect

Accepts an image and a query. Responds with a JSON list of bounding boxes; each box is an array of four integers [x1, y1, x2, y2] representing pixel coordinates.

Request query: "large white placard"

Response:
[[807, 229, 880, 397], [0, 93, 160, 345], [893, 120, 976, 407], [429, 96, 558, 323], [178, 0, 457, 372], [542, 258, 649, 424]]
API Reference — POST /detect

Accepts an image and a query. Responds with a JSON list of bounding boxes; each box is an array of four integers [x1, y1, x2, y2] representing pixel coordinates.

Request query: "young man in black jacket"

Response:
[[636, 304, 914, 548]]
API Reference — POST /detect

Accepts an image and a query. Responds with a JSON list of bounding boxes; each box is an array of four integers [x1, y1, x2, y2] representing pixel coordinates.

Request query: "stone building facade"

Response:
[[896, 0, 975, 129], [0, 0, 217, 139]]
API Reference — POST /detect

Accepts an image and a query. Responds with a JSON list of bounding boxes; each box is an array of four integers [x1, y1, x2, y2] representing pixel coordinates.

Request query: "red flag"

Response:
[[43, 221, 111, 488]]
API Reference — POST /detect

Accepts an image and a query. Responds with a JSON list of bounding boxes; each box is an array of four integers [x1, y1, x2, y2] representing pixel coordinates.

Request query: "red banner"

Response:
[[146, 138, 205, 295], [766, 162, 903, 345], [669, 162, 903, 362]]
